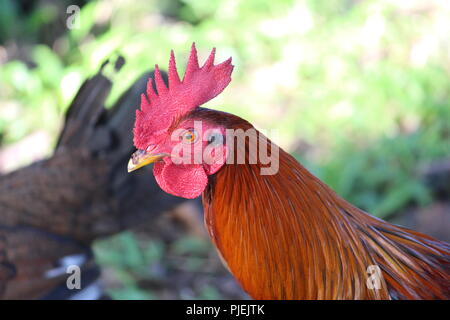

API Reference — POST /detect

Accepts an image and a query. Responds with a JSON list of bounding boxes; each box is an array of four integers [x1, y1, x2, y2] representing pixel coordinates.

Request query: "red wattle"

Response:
[[153, 162, 208, 199]]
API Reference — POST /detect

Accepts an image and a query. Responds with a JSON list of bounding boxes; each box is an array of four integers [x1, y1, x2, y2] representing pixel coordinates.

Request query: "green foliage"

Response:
[[93, 231, 217, 299], [0, 0, 17, 42], [94, 231, 164, 298], [172, 235, 211, 256], [95, 232, 164, 273]]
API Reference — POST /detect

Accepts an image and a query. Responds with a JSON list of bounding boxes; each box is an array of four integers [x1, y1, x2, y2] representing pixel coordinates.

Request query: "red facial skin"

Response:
[[132, 44, 233, 198], [148, 118, 227, 199]]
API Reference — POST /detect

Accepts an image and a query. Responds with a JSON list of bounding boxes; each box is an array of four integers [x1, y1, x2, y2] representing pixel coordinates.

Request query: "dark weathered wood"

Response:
[[0, 58, 186, 299]]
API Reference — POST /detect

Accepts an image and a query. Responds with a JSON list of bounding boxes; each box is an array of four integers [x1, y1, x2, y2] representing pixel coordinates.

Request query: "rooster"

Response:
[[128, 44, 450, 299]]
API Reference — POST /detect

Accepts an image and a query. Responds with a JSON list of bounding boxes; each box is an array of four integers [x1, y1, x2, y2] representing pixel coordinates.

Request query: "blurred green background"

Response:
[[0, 0, 449, 299]]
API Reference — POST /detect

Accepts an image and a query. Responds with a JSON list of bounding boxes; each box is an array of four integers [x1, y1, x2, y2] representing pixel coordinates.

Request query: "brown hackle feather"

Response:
[[191, 109, 450, 300]]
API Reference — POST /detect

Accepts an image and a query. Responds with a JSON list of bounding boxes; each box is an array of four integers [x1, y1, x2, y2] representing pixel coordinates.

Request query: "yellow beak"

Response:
[[127, 150, 168, 173]]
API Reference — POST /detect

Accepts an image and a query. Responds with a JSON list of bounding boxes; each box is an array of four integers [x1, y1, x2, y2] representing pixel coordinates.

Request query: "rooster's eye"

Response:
[[146, 145, 155, 153], [181, 129, 198, 144]]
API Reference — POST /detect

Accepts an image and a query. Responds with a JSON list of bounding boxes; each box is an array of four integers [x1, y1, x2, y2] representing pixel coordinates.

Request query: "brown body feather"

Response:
[[195, 109, 450, 300]]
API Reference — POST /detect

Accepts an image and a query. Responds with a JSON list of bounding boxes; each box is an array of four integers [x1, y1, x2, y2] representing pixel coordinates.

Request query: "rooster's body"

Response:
[[129, 44, 450, 299], [202, 110, 450, 299]]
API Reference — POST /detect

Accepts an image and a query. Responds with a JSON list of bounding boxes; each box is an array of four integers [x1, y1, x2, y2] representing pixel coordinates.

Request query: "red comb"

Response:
[[133, 43, 234, 149]]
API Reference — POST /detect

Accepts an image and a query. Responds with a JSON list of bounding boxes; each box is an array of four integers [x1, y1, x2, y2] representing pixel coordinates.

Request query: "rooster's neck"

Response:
[[202, 130, 450, 299]]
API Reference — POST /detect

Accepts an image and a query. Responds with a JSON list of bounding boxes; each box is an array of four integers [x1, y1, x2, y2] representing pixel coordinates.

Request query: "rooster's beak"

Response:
[[127, 150, 168, 173]]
